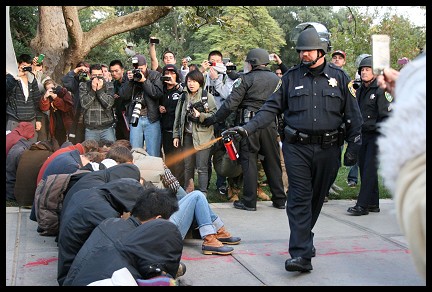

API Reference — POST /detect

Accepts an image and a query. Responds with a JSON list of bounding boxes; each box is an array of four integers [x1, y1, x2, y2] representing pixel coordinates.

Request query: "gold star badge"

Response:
[[328, 78, 337, 87]]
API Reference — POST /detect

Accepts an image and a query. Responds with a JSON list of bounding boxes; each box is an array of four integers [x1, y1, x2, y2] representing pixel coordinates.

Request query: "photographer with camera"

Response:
[[173, 69, 217, 195], [6, 53, 43, 143], [61, 61, 91, 144], [79, 63, 115, 143], [122, 54, 164, 157], [39, 79, 74, 146], [159, 64, 185, 185]]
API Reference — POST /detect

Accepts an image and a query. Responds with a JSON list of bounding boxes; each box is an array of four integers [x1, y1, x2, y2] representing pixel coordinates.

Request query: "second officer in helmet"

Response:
[[202, 48, 287, 212], [221, 23, 363, 272]]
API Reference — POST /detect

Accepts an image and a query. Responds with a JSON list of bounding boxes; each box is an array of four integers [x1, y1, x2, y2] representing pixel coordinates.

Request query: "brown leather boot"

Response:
[[227, 187, 240, 202], [257, 186, 271, 201], [202, 234, 234, 255], [216, 226, 241, 245]]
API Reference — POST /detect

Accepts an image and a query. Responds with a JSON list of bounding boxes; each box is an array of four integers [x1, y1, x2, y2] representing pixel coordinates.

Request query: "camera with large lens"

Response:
[[352, 78, 362, 90], [78, 72, 89, 82], [130, 98, 143, 127], [132, 69, 143, 81]]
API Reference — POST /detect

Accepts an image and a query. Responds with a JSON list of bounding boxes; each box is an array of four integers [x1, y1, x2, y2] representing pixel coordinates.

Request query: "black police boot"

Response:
[[285, 257, 313, 272]]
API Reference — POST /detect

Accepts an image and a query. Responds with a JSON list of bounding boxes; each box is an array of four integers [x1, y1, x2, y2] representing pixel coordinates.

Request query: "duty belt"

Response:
[[297, 130, 338, 145]]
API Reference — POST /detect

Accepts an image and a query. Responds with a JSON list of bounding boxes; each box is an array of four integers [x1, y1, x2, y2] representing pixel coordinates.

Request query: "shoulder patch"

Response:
[[273, 79, 282, 93], [233, 78, 242, 88], [385, 92, 393, 103], [348, 80, 356, 97]]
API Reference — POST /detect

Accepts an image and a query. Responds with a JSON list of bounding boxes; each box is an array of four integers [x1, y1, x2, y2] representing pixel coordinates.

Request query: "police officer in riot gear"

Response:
[[202, 48, 287, 211], [223, 23, 363, 272], [347, 55, 393, 216]]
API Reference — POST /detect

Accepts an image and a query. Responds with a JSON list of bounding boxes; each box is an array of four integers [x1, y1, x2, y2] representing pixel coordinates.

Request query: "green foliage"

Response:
[[10, 6, 38, 56]]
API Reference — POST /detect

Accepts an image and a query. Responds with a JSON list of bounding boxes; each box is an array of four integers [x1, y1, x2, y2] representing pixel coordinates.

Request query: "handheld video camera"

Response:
[[352, 78, 362, 90]]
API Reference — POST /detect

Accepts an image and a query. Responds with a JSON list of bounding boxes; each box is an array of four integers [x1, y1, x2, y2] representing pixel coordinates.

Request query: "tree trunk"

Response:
[[30, 6, 172, 83]]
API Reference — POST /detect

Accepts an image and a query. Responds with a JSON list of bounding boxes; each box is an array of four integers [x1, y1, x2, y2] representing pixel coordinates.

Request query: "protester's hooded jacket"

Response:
[[62, 163, 140, 212], [63, 217, 183, 286], [57, 178, 145, 286]]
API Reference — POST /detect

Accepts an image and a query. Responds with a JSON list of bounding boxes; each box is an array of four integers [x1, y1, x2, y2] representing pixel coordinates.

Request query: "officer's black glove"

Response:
[[344, 144, 359, 166], [221, 126, 248, 141], [202, 115, 217, 127]]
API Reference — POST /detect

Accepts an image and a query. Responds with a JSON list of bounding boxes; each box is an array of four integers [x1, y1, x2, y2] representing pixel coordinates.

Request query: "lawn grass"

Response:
[[206, 165, 392, 203]]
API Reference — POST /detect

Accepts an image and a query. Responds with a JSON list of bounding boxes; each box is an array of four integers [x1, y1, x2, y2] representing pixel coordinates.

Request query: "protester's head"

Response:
[[83, 151, 106, 163], [105, 146, 133, 164], [188, 64, 199, 72], [162, 64, 181, 84], [111, 139, 132, 151], [81, 139, 99, 153], [275, 68, 283, 77], [131, 187, 179, 221]]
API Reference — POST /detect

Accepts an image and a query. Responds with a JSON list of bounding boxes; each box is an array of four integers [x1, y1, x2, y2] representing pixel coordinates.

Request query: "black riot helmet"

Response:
[[292, 22, 331, 67], [245, 48, 270, 66], [358, 55, 373, 75]]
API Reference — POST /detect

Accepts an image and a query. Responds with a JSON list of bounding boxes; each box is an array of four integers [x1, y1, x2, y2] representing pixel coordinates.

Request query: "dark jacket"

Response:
[[121, 69, 164, 123], [63, 217, 183, 286], [214, 66, 280, 122], [62, 163, 141, 212], [57, 178, 145, 286], [14, 140, 59, 206], [41, 149, 82, 181], [6, 139, 33, 200], [6, 73, 43, 122], [356, 78, 392, 133]]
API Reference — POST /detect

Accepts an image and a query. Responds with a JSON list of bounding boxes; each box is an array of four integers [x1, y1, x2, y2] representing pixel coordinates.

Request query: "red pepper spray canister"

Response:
[[222, 135, 239, 161]]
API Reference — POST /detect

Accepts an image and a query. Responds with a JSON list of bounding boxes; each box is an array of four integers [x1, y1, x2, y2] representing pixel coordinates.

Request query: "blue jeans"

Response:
[[85, 127, 116, 142], [169, 190, 223, 240], [347, 163, 359, 184], [129, 116, 161, 157]]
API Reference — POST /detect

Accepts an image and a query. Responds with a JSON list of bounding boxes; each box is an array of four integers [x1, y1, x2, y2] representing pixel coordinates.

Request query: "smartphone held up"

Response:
[[372, 34, 390, 75]]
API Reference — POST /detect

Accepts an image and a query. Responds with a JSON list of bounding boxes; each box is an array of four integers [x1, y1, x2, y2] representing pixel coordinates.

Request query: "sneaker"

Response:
[[328, 187, 339, 196], [218, 186, 227, 196], [332, 183, 343, 192], [347, 181, 357, 188], [176, 262, 187, 278]]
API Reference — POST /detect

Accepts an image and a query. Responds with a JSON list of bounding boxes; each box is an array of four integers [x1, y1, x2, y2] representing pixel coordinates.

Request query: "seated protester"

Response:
[[62, 163, 141, 215], [6, 139, 33, 201], [63, 186, 182, 286], [57, 177, 145, 286], [36, 139, 99, 185], [6, 121, 35, 157], [91, 145, 133, 171], [14, 139, 59, 207], [170, 190, 241, 256], [30, 149, 96, 222]]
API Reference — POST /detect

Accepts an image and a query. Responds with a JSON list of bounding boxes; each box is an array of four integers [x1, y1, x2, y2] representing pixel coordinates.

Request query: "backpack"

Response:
[[34, 169, 91, 236]]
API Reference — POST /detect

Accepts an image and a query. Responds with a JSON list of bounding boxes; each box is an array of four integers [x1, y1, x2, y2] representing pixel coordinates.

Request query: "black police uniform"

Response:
[[355, 77, 392, 209], [213, 66, 286, 209], [242, 60, 363, 260]]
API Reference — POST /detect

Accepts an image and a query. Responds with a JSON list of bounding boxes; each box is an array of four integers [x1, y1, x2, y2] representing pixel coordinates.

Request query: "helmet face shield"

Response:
[[292, 22, 332, 53]]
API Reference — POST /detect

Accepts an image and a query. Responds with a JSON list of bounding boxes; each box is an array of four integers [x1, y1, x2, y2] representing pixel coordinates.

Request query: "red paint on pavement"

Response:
[[24, 257, 58, 267]]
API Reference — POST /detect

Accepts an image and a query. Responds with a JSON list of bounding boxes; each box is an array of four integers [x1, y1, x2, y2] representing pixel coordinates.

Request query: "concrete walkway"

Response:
[[6, 199, 425, 286]]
